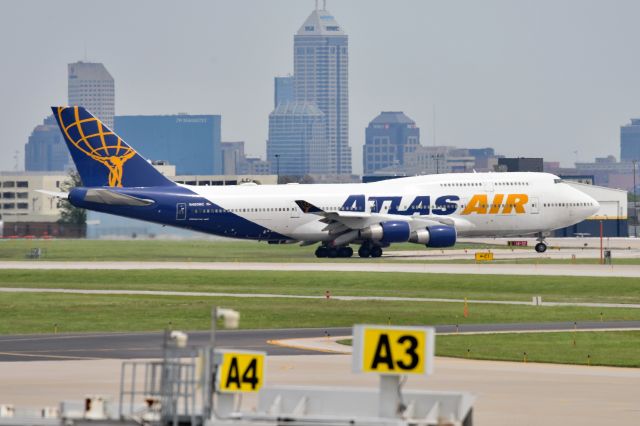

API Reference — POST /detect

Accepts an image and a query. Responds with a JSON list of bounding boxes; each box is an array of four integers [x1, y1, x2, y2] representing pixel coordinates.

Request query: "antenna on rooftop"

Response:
[[323, 0, 327, 10], [432, 104, 437, 147], [315, 0, 318, 10]]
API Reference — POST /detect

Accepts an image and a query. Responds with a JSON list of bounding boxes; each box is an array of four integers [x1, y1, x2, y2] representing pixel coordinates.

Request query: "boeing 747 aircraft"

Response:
[[46, 106, 599, 258]]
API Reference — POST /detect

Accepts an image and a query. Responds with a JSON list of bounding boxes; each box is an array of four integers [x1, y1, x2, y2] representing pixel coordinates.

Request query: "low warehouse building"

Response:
[[554, 182, 628, 237]]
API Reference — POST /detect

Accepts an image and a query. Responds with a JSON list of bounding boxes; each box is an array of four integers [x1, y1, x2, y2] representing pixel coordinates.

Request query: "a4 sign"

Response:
[[352, 325, 435, 376], [215, 349, 266, 393]]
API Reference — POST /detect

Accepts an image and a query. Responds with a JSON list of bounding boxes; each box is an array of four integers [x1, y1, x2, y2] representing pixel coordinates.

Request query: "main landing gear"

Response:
[[535, 233, 548, 253], [315, 245, 353, 258], [358, 243, 383, 258]]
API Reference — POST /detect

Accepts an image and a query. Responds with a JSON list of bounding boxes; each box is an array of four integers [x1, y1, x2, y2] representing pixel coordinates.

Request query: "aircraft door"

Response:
[[290, 203, 300, 218], [176, 203, 187, 220], [530, 197, 540, 214], [483, 180, 494, 193]]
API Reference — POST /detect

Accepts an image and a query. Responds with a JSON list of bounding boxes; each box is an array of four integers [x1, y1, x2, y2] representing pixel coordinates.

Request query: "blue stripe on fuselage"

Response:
[[69, 186, 289, 240]]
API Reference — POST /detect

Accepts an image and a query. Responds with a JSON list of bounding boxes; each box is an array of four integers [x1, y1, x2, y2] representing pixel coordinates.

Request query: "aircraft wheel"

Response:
[[535, 242, 547, 253], [338, 246, 353, 258], [370, 246, 383, 258], [315, 246, 328, 258], [358, 246, 370, 258], [327, 247, 338, 258]]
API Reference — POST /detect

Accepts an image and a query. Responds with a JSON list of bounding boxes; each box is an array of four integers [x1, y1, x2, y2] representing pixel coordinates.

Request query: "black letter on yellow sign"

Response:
[[396, 335, 419, 370], [242, 358, 259, 389], [225, 357, 241, 389], [371, 333, 394, 370]]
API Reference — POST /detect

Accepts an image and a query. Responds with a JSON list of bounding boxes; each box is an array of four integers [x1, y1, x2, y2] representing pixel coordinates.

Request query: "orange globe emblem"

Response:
[[57, 106, 135, 187]]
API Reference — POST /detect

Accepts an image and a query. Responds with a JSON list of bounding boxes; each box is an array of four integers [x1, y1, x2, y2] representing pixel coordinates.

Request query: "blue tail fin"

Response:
[[51, 106, 175, 188]]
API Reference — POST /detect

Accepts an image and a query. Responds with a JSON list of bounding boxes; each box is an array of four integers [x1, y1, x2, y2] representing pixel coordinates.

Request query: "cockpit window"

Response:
[[554, 179, 563, 184]]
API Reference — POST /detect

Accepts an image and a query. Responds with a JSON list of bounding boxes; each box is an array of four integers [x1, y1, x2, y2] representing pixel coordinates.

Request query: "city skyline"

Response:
[[3, 0, 640, 173]]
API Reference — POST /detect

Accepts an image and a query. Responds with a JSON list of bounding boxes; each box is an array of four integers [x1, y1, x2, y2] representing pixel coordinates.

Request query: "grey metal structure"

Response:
[[118, 330, 205, 426]]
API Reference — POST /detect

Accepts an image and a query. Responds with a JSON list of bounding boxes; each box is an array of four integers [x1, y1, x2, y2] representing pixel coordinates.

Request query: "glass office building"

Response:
[[115, 114, 222, 175], [267, 101, 329, 176]]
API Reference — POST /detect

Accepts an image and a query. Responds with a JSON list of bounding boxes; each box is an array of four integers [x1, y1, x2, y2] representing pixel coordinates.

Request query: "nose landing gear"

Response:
[[535, 242, 547, 253], [535, 233, 548, 253]]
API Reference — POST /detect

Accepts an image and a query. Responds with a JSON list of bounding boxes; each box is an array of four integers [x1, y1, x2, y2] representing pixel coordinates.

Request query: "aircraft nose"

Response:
[[586, 195, 600, 216]]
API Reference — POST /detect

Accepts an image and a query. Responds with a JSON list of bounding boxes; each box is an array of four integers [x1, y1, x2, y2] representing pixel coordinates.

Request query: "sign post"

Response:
[[352, 325, 435, 418]]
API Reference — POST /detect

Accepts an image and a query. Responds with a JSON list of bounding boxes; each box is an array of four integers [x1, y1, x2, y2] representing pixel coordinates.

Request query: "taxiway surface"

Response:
[[0, 260, 639, 277], [2, 321, 640, 362]]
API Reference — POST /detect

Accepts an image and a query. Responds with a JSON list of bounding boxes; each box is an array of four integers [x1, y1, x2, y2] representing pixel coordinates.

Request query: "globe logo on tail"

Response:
[[56, 106, 135, 187]]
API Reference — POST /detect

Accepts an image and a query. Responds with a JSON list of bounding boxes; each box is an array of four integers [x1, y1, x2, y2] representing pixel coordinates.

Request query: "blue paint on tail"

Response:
[[51, 106, 175, 188]]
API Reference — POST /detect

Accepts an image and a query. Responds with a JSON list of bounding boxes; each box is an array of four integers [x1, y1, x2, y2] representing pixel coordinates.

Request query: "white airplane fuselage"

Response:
[[180, 172, 599, 242]]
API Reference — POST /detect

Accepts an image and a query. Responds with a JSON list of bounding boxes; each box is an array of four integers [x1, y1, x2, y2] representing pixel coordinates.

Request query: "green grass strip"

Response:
[[0, 269, 639, 304], [438, 331, 640, 367], [2, 292, 640, 335]]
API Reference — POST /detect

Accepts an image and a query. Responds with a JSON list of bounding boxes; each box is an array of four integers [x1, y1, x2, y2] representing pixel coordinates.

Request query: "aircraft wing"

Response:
[[295, 200, 376, 232], [295, 199, 474, 237]]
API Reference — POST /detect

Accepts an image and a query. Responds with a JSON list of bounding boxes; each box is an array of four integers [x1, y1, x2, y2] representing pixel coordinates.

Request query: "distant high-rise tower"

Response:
[[24, 115, 71, 172], [294, 5, 351, 175], [68, 61, 115, 129], [621, 119, 640, 162], [267, 102, 329, 176], [363, 112, 420, 174], [274, 76, 294, 107]]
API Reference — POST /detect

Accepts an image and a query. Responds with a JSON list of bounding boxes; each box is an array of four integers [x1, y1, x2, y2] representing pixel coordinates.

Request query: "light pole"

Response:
[[633, 159, 638, 237], [275, 154, 280, 184]]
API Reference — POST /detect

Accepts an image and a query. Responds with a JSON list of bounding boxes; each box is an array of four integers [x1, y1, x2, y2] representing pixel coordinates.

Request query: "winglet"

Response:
[[295, 200, 324, 214]]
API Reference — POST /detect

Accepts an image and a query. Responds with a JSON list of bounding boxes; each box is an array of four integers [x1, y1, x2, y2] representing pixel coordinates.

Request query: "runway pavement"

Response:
[[2, 321, 639, 362], [1, 260, 639, 277]]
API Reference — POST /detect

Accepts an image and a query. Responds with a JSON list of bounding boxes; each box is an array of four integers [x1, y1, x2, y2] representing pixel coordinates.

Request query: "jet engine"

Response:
[[409, 225, 457, 248], [359, 221, 411, 243]]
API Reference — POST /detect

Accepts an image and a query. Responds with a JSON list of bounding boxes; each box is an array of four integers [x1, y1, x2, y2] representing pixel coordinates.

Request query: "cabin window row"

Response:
[[439, 181, 530, 188], [193, 207, 296, 214], [544, 202, 595, 207]]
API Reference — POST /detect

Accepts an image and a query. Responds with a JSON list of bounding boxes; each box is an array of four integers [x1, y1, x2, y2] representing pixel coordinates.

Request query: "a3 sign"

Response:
[[352, 325, 435, 376]]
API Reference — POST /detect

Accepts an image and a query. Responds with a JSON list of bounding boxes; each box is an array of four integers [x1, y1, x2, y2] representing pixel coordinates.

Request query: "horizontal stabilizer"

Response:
[[83, 189, 155, 206], [35, 189, 69, 199]]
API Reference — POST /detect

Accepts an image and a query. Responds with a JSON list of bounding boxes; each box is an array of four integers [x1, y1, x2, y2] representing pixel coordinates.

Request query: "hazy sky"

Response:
[[2, 0, 640, 173]]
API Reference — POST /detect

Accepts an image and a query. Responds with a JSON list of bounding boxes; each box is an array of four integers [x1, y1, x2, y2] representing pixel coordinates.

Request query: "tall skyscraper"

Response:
[[363, 112, 420, 174], [24, 116, 71, 172], [294, 6, 351, 175], [68, 61, 115, 129], [115, 114, 222, 175], [274, 76, 294, 107], [267, 102, 329, 176], [621, 118, 640, 162]]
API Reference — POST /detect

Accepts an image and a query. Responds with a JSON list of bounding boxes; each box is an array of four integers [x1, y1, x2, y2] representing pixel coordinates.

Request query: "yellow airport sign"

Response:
[[352, 325, 435, 376], [475, 252, 494, 261], [215, 350, 265, 393]]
